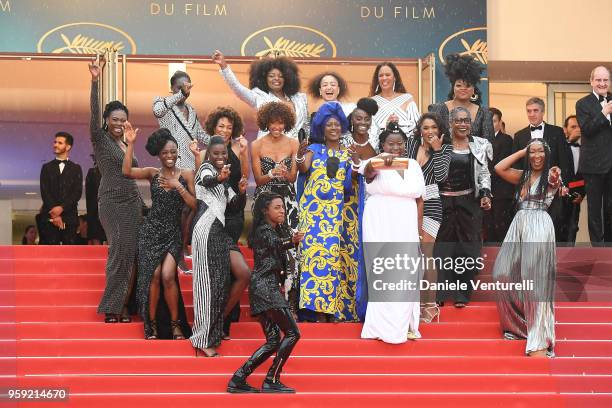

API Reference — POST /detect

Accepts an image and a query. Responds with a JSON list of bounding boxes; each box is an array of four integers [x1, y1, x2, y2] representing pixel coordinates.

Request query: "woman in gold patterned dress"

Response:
[[297, 102, 357, 322]]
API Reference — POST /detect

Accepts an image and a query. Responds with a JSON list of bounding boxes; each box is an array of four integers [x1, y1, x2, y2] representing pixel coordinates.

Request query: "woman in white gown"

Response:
[[359, 123, 425, 343]]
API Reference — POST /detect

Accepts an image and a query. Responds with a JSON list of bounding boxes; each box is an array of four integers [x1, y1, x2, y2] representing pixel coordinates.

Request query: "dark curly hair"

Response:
[[204, 106, 244, 139], [248, 192, 290, 248], [369, 62, 407, 96], [102, 101, 128, 130], [145, 128, 178, 156], [249, 57, 301, 96], [307, 72, 348, 100], [412, 112, 451, 150], [256, 102, 296, 132], [378, 121, 408, 153], [444, 53, 484, 104]]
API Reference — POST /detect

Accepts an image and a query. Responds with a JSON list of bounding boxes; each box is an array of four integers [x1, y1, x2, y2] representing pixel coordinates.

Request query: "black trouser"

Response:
[[486, 197, 514, 244], [37, 214, 78, 245], [583, 172, 612, 246], [555, 198, 582, 245], [435, 194, 483, 304], [234, 308, 300, 381]]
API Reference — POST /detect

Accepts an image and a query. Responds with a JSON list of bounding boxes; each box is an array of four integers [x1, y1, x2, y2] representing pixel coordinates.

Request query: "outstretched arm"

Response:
[[213, 50, 259, 108], [121, 122, 156, 180]]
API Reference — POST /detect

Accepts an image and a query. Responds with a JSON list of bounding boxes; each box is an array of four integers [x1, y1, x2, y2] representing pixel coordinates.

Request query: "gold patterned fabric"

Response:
[[298, 144, 358, 320]]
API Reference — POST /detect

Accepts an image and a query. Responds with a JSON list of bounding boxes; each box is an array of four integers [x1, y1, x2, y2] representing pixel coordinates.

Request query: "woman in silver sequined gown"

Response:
[[493, 139, 562, 357]]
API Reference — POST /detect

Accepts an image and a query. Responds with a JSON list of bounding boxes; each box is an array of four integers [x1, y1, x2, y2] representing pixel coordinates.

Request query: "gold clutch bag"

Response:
[[369, 157, 409, 170]]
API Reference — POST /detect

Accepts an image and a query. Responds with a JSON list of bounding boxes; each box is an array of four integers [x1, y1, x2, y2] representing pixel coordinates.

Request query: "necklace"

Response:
[[352, 135, 370, 147], [160, 167, 177, 178]]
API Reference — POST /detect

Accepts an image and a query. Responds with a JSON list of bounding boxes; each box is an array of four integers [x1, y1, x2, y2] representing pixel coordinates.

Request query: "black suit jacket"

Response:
[[490, 132, 515, 199], [562, 142, 586, 197], [576, 92, 612, 174], [512, 123, 567, 171], [39, 159, 83, 226]]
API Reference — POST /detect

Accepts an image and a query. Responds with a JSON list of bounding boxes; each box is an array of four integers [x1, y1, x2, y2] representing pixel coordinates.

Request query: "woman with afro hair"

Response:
[[212, 50, 308, 139], [428, 53, 494, 142], [122, 125, 196, 341], [250, 102, 301, 316], [89, 59, 143, 324]]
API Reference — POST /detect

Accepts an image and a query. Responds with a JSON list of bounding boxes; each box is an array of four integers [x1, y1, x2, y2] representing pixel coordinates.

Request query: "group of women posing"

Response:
[[89, 50, 559, 394]]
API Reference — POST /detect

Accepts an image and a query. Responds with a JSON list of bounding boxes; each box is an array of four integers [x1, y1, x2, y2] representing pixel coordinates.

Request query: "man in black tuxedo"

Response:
[[557, 115, 586, 245], [512, 97, 569, 243], [486, 107, 515, 243], [38, 132, 83, 245], [576, 66, 612, 246]]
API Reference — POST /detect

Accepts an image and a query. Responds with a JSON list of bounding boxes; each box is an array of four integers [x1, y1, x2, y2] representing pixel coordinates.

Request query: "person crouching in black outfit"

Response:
[[227, 192, 303, 394]]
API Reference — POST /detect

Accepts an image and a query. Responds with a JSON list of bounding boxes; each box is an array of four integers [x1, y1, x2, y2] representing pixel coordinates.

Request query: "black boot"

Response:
[[261, 377, 295, 393], [227, 372, 259, 393]]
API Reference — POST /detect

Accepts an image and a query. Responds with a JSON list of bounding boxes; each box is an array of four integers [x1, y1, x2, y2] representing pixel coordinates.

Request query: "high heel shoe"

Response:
[[170, 320, 185, 340], [194, 346, 219, 357], [119, 306, 131, 323], [145, 320, 158, 340], [420, 302, 440, 323]]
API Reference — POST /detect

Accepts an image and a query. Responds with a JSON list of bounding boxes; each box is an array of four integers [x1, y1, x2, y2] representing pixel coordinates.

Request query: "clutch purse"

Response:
[[369, 157, 409, 170]]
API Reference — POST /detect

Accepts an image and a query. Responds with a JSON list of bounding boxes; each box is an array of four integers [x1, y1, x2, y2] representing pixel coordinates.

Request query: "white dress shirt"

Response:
[[529, 121, 545, 139], [594, 91, 611, 123]]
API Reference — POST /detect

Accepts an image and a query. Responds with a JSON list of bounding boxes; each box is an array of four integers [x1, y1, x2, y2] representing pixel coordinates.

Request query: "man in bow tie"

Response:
[[576, 66, 612, 245], [557, 115, 586, 244], [37, 132, 83, 245]]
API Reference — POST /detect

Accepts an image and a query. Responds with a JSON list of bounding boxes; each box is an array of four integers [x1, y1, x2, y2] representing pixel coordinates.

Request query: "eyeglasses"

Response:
[[453, 118, 471, 124]]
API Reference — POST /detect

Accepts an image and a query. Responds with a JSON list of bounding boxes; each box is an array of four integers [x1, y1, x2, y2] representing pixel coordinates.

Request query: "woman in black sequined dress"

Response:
[[122, 125, 195, 340]]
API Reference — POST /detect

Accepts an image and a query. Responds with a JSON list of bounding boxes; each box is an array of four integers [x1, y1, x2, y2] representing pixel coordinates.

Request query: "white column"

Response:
[[0, 200, 12, 245]]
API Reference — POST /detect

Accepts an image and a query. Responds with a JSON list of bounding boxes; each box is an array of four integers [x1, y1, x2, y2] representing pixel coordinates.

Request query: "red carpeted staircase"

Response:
[[1, 245, 612, 407]]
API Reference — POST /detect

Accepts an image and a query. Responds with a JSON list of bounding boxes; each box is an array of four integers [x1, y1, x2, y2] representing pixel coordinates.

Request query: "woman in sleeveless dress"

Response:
[[250, 102, 300, 314], [122, 125, 195, 340], [368, 62, 421, 149], [492, 139, 563, 358]]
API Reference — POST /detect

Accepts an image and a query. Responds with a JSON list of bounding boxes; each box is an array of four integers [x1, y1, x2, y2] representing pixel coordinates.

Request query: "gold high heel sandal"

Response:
[[420, 302, 440, 323]]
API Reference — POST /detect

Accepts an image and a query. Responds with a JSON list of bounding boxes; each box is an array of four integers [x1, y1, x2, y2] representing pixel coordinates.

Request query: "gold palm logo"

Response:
[[52, 33, 125, 54], [37, 22, 137, 54], [242, 25, 337, 58], [458, 38, 487, 64], [255, 36, 326, 58]]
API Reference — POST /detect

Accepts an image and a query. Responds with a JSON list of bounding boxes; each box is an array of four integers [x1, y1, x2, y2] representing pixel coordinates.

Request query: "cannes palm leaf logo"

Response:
[[459, 38, 487, 64], [52, 33, 125, 54], [255, 36, 326, 58]]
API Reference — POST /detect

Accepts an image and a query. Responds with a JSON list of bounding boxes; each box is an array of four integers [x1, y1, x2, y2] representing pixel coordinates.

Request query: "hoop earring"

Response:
[[470, 93, 478, 102]]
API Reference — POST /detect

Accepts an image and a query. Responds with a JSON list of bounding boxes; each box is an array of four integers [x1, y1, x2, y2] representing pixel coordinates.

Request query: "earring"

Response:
[[375, 84, 380, 94], [393, 81, 396, 92], [470, 93, 478, 102]]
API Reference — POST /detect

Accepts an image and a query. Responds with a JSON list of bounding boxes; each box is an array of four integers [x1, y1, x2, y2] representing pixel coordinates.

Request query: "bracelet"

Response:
[[295, 155, 306, 164]]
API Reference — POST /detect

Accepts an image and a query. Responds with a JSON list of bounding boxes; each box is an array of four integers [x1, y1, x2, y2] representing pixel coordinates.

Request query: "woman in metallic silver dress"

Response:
[[493, 139, 563, 357]]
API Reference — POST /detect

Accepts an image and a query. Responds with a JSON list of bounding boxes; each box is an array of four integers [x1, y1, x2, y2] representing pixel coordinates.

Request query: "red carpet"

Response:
[[1, 245, 612, 407]]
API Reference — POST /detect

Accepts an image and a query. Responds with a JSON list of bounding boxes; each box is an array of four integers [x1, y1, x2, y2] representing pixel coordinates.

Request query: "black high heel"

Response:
[[170, 320, 185, 340], [145, 320, 158, 340]]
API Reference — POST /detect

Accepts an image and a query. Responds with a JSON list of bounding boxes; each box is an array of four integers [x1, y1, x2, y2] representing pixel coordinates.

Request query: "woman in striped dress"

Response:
[[190, 136, 248, 357], [368, 62, 421, 149], [406, 113, 452, 323], [88, 59, 143, 324]]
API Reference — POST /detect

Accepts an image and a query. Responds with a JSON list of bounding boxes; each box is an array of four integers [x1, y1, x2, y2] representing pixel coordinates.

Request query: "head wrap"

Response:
[[310, 102, 349, 143]]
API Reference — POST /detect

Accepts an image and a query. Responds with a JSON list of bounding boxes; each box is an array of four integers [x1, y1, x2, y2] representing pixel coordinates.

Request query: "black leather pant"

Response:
[[235, 308, 300, 381]]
